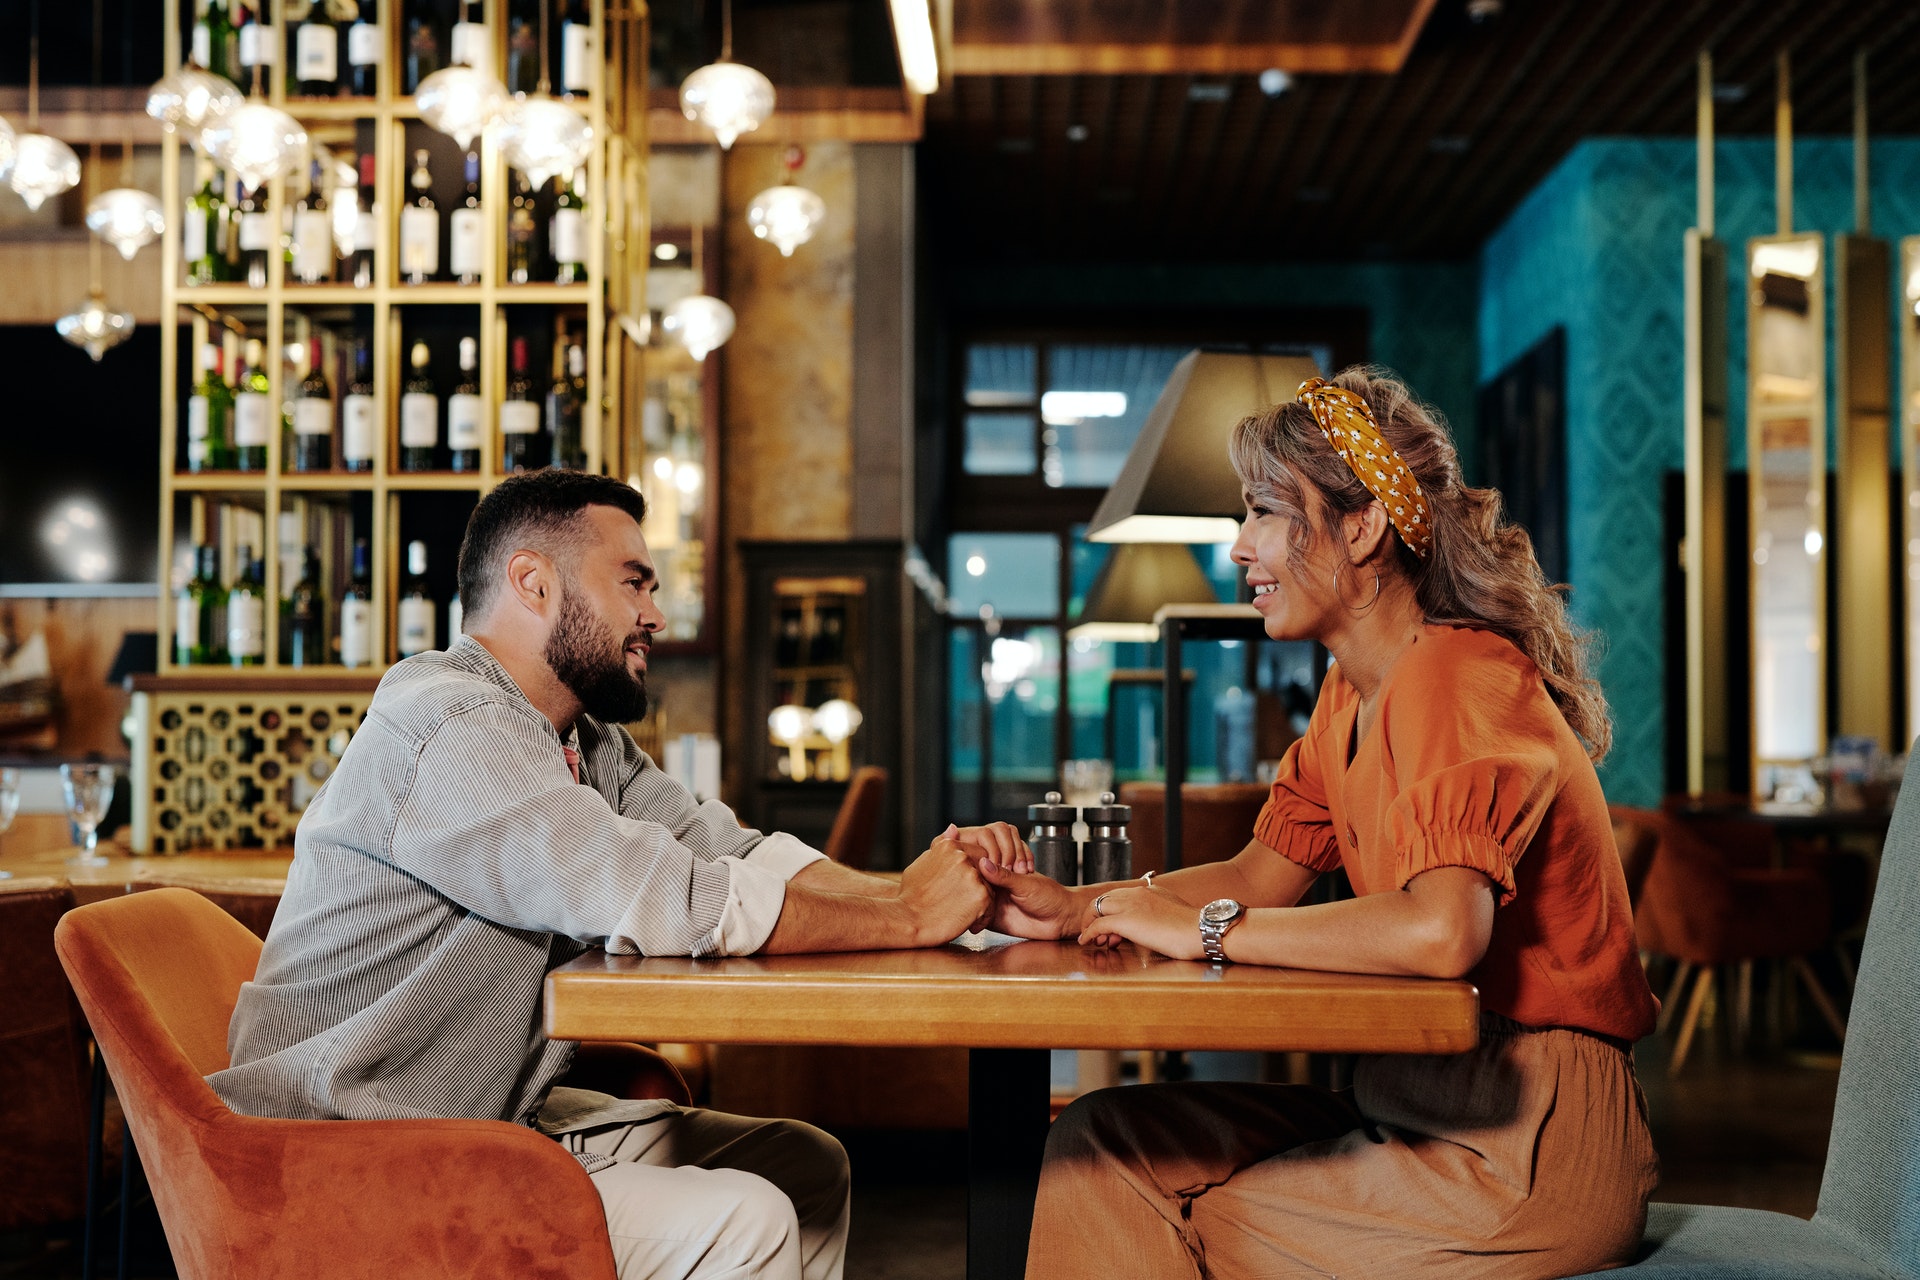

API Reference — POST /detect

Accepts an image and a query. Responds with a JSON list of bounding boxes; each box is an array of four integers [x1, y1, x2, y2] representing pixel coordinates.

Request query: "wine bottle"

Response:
[[551, 171, 585, 284], [238, 183, 272, 288], [292, 159, 333, 283], [560, 0, 591, 97], [349, 151, 376, 288], [292, 337, 335, 472], [346, 0, 379, 94], [448, 591, 464, 639], [450, 0, 488, 74], [547, 339, 584, 470], [184, 159, 225, 285], [195, 0, 239, 82], [342, 338, 377, 472], [506, 171, 535, 284], [401, 340, 439, 470], [448, 335, 483, 472], [398, 540, 436, 657], [500, 335, 542, 471], [295, 0, 340, 95], [339, 536, 374, 668], [234, 339, 272, 470], [404, 7, 443, 93], [176, 544, 225, 665], [400, 148, 440, 284], [188, 342, 236, 472], [227, 547, 266, 667], [506, 13, 538, 94], [450, 150, 483, 285], [237, 2, 275, 80], [286, 548, 328, 666]]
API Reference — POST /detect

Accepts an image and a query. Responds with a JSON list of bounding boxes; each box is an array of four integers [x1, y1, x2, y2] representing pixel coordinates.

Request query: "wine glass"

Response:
[[61, 763, 114, 869], [0, 767, 19, 880]]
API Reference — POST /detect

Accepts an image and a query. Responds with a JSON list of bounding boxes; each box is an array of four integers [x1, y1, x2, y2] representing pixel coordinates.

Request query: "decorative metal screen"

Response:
[[131, 691, 375, 854]]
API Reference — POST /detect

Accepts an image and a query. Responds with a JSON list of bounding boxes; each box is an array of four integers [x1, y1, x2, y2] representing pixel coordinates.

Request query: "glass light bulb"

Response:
[[662, 295, 736, 361], [768, 704, 810, 745], [811, 699, 863, 744], [146, 66, 244, 138], [498, 94, 593, 188], [416, 64, 509, 149], [56, 293, 135, 362], [746, 183, 826, 257], [0, 115, 16, 183], [86, 188, 166, 260], [9, 134, 81, 212], [200, 101, 307, 190], [678, 60, 775, 150]]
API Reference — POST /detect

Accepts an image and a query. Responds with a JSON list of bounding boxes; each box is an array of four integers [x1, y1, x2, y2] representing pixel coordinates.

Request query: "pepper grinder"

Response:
[[1027, 791, 1080, 885], [1081, 791, 1133, 884]]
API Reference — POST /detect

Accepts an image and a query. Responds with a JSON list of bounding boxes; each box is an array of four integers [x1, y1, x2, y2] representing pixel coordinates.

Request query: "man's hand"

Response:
[[975, 859, 1092, 940], [895, 827, 994, 946], [950, 821, 1031, 874]]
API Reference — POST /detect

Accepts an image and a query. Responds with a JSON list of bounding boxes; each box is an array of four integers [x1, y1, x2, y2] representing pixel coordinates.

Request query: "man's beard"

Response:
[[544, 587, 650, 724]]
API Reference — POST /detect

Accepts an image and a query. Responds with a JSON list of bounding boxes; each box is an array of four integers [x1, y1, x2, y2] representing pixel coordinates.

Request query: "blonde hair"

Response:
[[1229, 364, 1612, 762]]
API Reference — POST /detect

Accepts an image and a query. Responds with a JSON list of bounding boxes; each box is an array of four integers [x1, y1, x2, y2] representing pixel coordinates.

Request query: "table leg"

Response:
[[967, 1048, 1050, 1280]]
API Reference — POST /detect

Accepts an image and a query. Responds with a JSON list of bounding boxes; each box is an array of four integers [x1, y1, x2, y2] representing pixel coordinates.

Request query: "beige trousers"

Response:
[[1026, 1016, 1657, 1280], [561, 1104, 851, 1280]]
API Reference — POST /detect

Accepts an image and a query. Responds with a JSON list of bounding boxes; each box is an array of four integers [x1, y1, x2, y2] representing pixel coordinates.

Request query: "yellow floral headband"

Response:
[[1295, 378, 1432, 558]]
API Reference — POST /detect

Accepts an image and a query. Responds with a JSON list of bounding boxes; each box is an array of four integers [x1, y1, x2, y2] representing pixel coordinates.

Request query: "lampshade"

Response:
[[416, 64, 509, 149], [1086, 350, 1320, 543], [145, 65, 242, 137], [662, 294, 735, 361], [0, 115, 16, 182], [678, 60, 774, 149], [1069, 543, 1219, 642], [56, 291, 135, 362], [87, 188, 166, 259], [746, 182, 826, 256], [9, 132, 80, 211], [199, 101, 307, 190], [497, 93, 593, 188]]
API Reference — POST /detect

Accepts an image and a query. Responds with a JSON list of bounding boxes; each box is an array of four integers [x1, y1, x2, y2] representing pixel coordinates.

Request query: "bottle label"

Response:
[[235, 392, 272, 445], [450, 22, 488, 74], [293, 208, 333, 280], [239, 22, 275, 65], [239, 210, 272, 251], [184, 204, 209, 262], [348, 21, 380, 66], [448, 597, 463, 638], [353, 202, 377, 251], [499, 400, 540, 435], [450, 208, 484, 278], [562, 23, 592, 92], [176, 595, 200, 661], [188, 395, 211, 442], [343, 394, 378, 460], [229, 594, 265, 658], [297, 24, 338, 82], [551, 208, 585, 266], [448, 393, 484, 448], [398, 598, 436, 655], [400, 206, 440, 275], [340, 598, 372, 667], [294, 397, 335, 436], [401, 392, 439, 448], [193, 23, 212, 69]]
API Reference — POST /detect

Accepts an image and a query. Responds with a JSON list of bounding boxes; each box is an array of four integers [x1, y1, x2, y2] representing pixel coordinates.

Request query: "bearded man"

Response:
[[212, 470, 1003, 1280]]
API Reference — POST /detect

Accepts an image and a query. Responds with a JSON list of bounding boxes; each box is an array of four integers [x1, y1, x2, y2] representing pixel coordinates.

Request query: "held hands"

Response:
[[896, 827, 995, 945], [946, 821, 1086, 941]]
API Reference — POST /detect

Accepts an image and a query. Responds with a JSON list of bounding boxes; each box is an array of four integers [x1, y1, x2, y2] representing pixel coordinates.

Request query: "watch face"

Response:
[[1201, 898, 1242, 924]]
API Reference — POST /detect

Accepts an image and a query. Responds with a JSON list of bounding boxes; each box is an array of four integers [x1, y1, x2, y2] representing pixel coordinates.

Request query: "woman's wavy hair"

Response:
[[1229, 364, 1611, 763]]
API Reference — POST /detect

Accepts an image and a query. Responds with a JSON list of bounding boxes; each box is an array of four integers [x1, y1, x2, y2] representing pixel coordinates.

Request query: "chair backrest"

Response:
[[0, 878, 94, 1231], [130, 876, 284, 940], [823, 766, 888, 870], [1606, 806, 1661, 908], [1119, 782, 1269, 877], [1815, 753, 1920, 1277]]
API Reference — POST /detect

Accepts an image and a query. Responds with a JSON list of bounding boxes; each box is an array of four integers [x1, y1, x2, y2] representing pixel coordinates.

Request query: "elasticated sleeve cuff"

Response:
[[1395, 829, 1519, 907]]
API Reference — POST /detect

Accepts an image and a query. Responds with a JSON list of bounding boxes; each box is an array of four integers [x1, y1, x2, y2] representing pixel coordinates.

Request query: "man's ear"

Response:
[[1344, 502, 1393, 567], [504, 548, 559, 619]]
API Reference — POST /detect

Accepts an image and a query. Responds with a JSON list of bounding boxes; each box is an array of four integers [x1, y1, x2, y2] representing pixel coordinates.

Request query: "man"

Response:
[[211, 471, 1011, 1280]]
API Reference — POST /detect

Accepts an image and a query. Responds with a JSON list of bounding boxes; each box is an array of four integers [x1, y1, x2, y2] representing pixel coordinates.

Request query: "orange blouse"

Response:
[[1253, 625, 1656, 1043]]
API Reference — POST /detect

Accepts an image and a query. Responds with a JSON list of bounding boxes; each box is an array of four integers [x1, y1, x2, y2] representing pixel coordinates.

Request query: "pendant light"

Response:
[[11, 4, 81, 212], [662, 225, 735, 360], [89, 9, 164, 261], [416, 0, 509, 148], [198, 41, 305, 190], [679, 0, 774, 150], [144, 0, 241, 140], [746, 144, 826, 257], [497, 0, 593, 186], [60, 0, 132, 362]]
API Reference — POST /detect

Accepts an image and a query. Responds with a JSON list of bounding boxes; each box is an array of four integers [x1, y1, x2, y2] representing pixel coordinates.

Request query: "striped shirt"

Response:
[[208, 636, 823, 1131]]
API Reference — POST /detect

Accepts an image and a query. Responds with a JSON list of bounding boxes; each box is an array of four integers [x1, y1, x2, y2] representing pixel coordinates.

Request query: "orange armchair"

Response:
[[55, 887, 636, 1279]]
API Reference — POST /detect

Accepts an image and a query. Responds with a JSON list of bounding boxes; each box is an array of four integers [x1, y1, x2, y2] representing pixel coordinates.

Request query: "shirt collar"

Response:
[[442, 635, 581, 753]]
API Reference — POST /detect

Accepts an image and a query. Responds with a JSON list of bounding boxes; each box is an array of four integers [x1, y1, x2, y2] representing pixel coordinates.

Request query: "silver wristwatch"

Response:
[[1198, 898, 1244, 962]]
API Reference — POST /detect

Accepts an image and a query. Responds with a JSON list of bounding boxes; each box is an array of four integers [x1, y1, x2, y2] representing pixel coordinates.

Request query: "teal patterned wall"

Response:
[[1479, 136, 1920, 805]]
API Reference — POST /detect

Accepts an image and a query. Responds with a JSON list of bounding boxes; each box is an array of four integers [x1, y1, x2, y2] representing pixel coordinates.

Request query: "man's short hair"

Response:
[[457, 471, 648, 622]]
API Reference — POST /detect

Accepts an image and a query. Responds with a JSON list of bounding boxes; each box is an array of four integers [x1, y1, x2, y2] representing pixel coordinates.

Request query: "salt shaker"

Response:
[[1081, 791, 1133, 884], [1028, 791, 1080, 885]]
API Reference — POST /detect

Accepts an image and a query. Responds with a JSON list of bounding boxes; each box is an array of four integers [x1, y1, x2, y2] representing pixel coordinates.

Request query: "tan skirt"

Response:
[[1025, 1015, 1658, 1280]]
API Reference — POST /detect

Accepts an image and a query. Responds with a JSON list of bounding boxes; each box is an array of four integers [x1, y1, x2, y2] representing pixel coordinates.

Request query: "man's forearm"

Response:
[[757, 882, 923, 954], [791, 857, 898, 898]]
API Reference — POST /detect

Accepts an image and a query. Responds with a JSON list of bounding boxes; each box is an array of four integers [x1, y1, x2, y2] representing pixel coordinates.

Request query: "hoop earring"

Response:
[[1332, 562, 1382, 614]]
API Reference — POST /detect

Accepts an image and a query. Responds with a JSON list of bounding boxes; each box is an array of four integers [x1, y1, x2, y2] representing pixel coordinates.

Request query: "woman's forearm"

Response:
[[1218, 866, 1496, 978]]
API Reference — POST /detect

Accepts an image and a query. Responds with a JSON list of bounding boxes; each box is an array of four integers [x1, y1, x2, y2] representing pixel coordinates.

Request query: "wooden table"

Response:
[[546, 933, 1479, 1280], [0, 844, 293, 903]]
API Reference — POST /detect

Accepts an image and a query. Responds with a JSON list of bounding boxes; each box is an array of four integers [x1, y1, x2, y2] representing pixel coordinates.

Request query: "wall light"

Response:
[[887, 0, 939, 95]]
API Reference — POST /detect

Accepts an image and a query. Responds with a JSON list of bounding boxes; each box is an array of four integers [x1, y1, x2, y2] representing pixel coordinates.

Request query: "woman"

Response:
[[980, 367, 1658, 1279]]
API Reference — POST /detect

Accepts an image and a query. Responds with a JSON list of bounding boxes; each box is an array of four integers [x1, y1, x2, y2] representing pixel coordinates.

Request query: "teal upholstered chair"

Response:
[[1569, 752, 1920, 1279]]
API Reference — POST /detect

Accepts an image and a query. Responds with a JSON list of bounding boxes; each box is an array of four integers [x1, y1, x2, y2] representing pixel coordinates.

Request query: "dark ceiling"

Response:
[[920, 0, 1920, 263]]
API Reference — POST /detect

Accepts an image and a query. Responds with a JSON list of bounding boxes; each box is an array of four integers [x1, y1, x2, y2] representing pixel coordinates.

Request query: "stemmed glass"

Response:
[[61, 763, 114, 869], [0, 767, 20, 880]]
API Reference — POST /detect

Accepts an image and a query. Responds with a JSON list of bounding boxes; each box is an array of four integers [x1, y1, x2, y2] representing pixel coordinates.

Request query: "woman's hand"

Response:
[[976, 859, 1088, 939], [1077, 885, 1205, 959]]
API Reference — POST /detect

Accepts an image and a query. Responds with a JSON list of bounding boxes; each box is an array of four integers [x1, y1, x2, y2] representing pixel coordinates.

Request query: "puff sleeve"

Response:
[[1252, 678, 1347, 873], [1379, 635, 1564, 907]]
